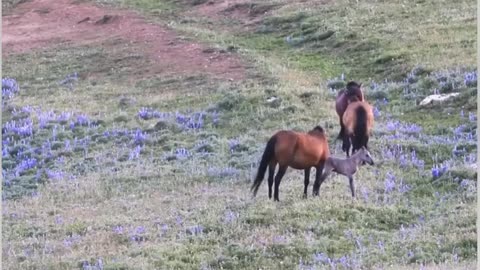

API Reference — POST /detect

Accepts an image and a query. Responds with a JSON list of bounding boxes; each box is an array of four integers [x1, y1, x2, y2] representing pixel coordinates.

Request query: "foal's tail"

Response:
[[251, 135, 277, 197], [353, 106, 368, 149]]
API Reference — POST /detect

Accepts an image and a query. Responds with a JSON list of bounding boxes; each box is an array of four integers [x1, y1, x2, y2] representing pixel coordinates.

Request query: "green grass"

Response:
[[2, 0, 477, 269]]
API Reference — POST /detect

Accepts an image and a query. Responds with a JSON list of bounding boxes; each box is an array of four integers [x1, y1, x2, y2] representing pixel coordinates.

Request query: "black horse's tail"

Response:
[[251, 135, 277, 197], [353, 105, 368, 150]]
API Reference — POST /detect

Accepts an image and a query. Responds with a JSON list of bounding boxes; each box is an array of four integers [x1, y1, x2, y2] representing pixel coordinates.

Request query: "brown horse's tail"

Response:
[[251, 135, 277, 197], [353, 105, 368, 150]]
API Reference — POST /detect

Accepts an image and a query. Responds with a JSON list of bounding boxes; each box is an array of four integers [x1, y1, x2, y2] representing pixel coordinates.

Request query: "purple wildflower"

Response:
[[373, 106, 381, 118], [132, 129, 147, 145], [130, 226, 147, 243], [76, 114, 90, 126], [113, 226, 124, 234], [312, 252, 329, 264], [384, 172, 396, 193], [463, 71, 477, 87], [2, 77, 19, 99], [187, 225, 204, 236], [175, 148, 191, 160], [223, 210, 238, 223], [46, 169, 64, 181], [129, 145, 142, 160]]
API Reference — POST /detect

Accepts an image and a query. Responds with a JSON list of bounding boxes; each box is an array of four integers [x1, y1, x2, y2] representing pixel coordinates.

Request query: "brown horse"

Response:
[[250, 126, 330, 201], [342, 98, 374, 157], [312, 146, 375, 197], [335, 81, 364, 151]]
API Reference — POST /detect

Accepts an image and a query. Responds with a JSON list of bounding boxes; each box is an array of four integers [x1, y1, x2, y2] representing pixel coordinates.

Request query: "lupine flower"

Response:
[[64, 234, 82, 247], [384, 172, 396, 193], [175, 148, 191, 160], [76, 114, 90, 126], [129, 145, 142, 160], [187, 225, 204, 235], [130, 226, 147, 242], [46, 170, 64, 181], [212, 111, 220, 126], [464, 71, 477, 87], [2, 78, 19, 100], [373, 107, 381, 118], [468, 112, 476, 122], [132, 129, 147, 145], [223, 210, 238, 223], [361, 187, 369, 203], [113, 226, 124, 234]]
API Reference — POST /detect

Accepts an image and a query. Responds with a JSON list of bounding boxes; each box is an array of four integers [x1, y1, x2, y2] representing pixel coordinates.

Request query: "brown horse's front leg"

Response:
[[312, 163, 326, 196], [303, 168, 311, 199], [268, 163, 276, 199]]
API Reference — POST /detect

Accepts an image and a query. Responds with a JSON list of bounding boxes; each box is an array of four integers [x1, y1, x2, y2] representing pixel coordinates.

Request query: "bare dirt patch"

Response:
[[193, 0, 280, 26], [2, 0, 246, 81]]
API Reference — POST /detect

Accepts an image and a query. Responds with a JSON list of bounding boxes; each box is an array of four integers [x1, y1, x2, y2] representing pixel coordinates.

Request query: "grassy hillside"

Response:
[[2, 0, 477, 269]]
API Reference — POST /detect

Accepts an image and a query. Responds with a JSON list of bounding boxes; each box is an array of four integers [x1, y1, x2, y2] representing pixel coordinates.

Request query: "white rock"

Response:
[[266, 96, 278, 103], [419, 92, 460, 106]]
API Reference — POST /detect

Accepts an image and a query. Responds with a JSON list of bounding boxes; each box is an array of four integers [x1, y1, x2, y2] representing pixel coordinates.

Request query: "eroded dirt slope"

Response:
[[2, 0, 246, 80]]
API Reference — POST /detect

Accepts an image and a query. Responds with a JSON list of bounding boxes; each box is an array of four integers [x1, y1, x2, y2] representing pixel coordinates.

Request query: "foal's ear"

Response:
[[358, 83, 362, 88]]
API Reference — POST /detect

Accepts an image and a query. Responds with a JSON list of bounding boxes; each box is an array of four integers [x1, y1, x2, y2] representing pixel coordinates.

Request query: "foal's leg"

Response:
[[267, 162, 276, 199], [273, 165, 287, 202], [348, 176, 355, 198], [303, 167, 311, 199]]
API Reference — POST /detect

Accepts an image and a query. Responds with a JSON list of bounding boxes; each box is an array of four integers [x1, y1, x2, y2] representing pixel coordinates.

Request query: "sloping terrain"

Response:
[[2, 0, 477, 269], [3, 0, 246, 81]]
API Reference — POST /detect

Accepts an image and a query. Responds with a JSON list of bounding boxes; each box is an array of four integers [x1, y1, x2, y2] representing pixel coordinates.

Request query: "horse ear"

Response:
[[359, 83, 362, 88]]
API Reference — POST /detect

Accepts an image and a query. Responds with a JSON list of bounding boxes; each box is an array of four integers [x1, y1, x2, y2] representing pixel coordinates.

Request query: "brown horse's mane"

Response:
[[308, 125, 326, 136]]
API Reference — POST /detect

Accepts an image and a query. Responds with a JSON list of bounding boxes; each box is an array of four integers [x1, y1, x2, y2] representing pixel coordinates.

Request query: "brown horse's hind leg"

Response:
[[273, 165, 287, 202], [303, 167, 311, 199], [343, 136, 351, 157], [268, 162, 277, 199]]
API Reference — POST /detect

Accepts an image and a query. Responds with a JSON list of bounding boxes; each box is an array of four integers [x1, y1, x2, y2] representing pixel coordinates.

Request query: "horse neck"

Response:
[[308, 130, 324, 138], [350, 151, 364, 166]]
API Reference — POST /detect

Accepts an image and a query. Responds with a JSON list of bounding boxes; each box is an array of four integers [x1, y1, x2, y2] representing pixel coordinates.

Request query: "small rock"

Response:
[[419, 93, 460, 106]]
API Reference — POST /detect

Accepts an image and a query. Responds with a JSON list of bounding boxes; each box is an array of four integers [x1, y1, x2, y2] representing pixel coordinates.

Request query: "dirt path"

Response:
[[2, 0, 246, 81]]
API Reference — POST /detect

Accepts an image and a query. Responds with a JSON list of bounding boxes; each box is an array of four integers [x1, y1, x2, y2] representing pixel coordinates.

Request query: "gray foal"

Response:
[[312, 146, 375, 197]]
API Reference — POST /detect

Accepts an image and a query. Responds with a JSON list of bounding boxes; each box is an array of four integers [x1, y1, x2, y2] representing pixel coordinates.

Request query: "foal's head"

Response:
[[355, 146, 374, 165]]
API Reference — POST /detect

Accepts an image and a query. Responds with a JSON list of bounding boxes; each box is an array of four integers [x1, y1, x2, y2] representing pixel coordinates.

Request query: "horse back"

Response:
[[298, 132, 330, 160], [343, 101, 374, 133]]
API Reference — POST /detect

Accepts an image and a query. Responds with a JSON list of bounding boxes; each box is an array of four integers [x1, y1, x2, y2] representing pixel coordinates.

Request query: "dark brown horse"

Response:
[[251, 126, 330, 201], [313, 146, 375, 197], [342, 99, 374, 157], [335, 81, 364, 152]]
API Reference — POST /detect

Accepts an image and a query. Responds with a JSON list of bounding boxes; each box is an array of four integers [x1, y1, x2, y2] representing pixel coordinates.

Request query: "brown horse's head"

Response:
[[309, 125, 326, 137], [345, 81, 364, 102]]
